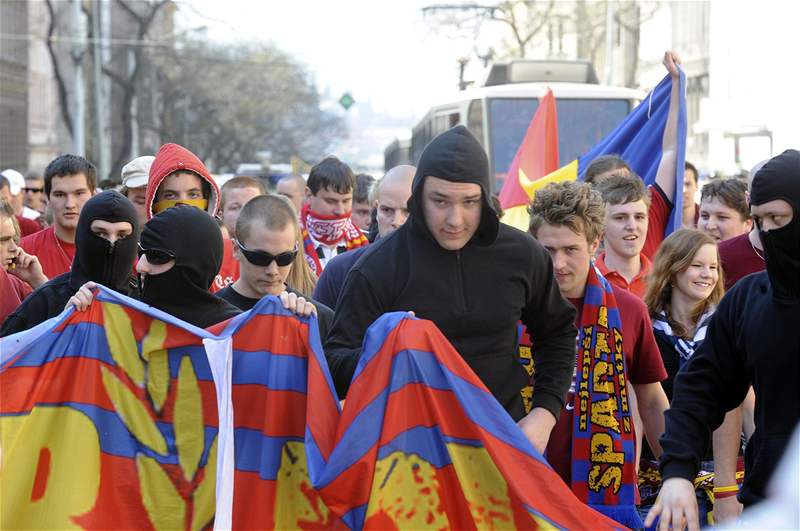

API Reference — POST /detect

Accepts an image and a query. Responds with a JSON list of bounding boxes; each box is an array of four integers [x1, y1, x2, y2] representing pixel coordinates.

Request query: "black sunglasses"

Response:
[[234, 239, 297, 267], [137, 244, 176, 265], [23, 187, 43, 193]]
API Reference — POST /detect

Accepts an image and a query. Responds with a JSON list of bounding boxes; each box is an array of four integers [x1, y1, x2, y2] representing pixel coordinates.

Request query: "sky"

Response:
[[176, 0, 472, 120]]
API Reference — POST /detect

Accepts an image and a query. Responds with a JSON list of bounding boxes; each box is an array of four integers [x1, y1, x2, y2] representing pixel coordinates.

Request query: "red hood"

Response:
[[145, 143, 220, 220]]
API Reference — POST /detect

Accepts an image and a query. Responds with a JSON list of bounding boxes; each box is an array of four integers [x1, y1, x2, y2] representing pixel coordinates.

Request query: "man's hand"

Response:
[[8, 248, 47, 288], [663, 50, 682, 79], [517, 407, 557, 454], [644, 477, 700, 531], [279, 290, 317, 317], [712, 494, 742, 525], [66, 281, 97, 312]]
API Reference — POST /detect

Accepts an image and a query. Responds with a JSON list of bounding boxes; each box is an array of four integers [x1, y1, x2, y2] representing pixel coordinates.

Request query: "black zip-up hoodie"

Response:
[[659, 149, 800, 506], [325, 126, 576, 420], [1, 191, 138, 336]]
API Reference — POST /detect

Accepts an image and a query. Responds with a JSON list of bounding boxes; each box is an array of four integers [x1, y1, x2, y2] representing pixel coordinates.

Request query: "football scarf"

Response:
[[571, 264, 641, 528], [300, 204, 368, 276]]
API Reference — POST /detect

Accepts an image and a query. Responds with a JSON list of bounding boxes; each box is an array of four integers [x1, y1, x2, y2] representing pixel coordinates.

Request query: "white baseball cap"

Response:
[[121, 156, 155, 189], [0, 169, 25, 195]]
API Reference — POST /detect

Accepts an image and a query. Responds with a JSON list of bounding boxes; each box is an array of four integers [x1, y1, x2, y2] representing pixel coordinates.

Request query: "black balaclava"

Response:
[[70, 190, 139, 292], [407, 125, 499, 247], [750, 149, 800, 302], [138, 204, 227, 326]]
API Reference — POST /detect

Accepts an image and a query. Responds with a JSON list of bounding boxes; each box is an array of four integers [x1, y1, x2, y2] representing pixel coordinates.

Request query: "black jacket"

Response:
[[1, 191, 139, 337], [659, 272, 800, 506], [325, 126, 577, 420]]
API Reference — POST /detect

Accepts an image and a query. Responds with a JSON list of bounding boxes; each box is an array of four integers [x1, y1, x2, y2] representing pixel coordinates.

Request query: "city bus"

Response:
[[386, 60, 645, 192]]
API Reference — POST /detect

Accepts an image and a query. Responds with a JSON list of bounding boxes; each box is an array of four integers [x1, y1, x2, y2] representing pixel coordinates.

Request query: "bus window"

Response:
[[467, 99, 484, 147], [488, 97, 631, 181], [448, 112, 459, 128]]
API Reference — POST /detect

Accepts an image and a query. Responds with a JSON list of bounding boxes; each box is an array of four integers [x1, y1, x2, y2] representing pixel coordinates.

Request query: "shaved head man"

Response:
[[313, 165, 415, 309]]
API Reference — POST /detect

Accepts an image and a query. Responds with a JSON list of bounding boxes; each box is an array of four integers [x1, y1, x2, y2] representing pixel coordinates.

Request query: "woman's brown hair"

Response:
[[644, 228, 725, 337]]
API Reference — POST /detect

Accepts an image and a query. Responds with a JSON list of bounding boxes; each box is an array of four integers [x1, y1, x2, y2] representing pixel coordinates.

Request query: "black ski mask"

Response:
[[750, 149, 800, 303], [138, 204, 234, 327], [70, 190, 139, 293]]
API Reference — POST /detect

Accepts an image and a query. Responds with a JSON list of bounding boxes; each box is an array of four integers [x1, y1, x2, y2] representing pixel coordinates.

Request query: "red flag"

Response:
[[498, 89, 559, 231]]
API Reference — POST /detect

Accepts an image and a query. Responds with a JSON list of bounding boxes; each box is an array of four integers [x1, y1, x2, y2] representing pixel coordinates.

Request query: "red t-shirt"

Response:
[[1, 269, 31, 324], [210, 238, 240, 293], [718, 232, 765, 291], [16, 215, 42, 238], [642, 184, 672, 261], [545, 285, 667, 490], [19, 226, 75, 280], [595, 252, 653, 299]]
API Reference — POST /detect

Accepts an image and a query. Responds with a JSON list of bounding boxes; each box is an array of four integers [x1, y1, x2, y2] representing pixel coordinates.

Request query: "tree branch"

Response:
[[44, 0, 73, 136]]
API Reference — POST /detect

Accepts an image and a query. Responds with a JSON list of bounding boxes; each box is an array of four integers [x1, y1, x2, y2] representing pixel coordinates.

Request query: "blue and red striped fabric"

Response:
[[1, 287, 625, 529], [315, 311, 623, 530]]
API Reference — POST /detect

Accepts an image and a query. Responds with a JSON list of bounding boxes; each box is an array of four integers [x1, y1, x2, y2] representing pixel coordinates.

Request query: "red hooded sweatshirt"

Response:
[[146, 143, 238, 292]]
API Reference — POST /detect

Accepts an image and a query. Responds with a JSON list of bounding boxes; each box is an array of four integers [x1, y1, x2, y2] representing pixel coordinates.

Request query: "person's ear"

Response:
[[304, 187, 313, 200], [589, 237, 601, 256]]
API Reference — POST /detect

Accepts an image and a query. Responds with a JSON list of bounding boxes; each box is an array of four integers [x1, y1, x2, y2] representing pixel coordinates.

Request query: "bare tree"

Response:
[[102, 0, 169, 180], [44, 0, 74, 137]]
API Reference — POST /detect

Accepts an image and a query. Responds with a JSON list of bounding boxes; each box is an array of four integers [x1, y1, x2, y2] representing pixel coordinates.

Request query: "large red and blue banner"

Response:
[[1, 286, 622, 530]]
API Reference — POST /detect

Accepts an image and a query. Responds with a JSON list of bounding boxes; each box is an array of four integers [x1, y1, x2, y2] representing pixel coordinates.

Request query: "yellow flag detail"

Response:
[[175, 357, 204, 482], [103, 303, 145, 386], [520, 159, 579, 197], [101, 366, 167, 455], [137, 454, 186, 530]]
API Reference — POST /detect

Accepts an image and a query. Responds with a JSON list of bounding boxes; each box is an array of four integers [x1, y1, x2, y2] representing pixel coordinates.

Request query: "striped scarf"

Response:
[[300, 205, 368, 277], [652, 308, 714, 367], [571, 264, 641, 528]]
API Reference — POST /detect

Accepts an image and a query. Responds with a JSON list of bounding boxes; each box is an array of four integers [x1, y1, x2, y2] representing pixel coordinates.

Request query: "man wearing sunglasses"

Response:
[[218, 195, 326, 331], [24, 172, 47, 217], [1, 191, 138, 336]]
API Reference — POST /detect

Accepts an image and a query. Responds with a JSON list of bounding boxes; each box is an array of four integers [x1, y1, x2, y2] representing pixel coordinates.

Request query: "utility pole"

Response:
[[71, 0, 86, 155], [604, 1, 615, 85], [92, 0, 110, 179]]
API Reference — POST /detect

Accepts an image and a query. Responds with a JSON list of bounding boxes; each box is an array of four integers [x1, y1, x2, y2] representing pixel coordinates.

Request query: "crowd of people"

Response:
[[1, 53, 798, 531]]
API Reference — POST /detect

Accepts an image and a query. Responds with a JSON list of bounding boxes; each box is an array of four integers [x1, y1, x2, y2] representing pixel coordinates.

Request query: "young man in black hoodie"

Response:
[[325, 125, 577, 453], [1, 190, 138, 336], [646, 149, 800, 531]]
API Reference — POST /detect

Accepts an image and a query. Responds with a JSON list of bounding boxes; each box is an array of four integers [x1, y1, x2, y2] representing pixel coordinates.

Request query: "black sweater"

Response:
[[659, 271, 800, 506], [325, 221, 577, 420]]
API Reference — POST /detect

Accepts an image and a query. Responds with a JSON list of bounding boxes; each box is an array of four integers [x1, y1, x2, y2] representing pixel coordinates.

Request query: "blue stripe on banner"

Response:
[[523, 504, 568, 531], [167, 347, 214, 381], [349, 312, 408, 382], [320, 335, 550, 486], [376, 425, 453, 468], [315, 388, 389, 487], [387, 348, 549, 467], [231, 350, 308, 392], [233, 427, 303, 480], [19, 402, 217, 466], [304, 425, 327, 480], [341, 504, 368, 531], [7, 323, 115, 368]]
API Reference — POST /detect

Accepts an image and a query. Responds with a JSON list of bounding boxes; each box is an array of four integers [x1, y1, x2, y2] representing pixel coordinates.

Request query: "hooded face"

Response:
[[146, 143, 220, 220], [137, 204, 224, 320], [407, 125, 498, 249], [70, 190, 139, 292], [749, 149, 800, 301]]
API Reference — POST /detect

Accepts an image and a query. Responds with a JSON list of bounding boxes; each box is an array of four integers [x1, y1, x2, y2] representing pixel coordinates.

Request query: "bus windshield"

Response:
[[488, 97, 631, 185]]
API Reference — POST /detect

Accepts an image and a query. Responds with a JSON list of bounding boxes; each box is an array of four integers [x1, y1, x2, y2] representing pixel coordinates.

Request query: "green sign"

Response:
[[339, 92, 355, 111]]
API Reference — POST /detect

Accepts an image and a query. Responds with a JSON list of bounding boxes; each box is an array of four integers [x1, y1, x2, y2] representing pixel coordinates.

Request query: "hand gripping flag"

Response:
[[522, 71, 687, 235], [314, 311, 622, 530], [0, 287, 342, 530], [498, 88, 560, 232]]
